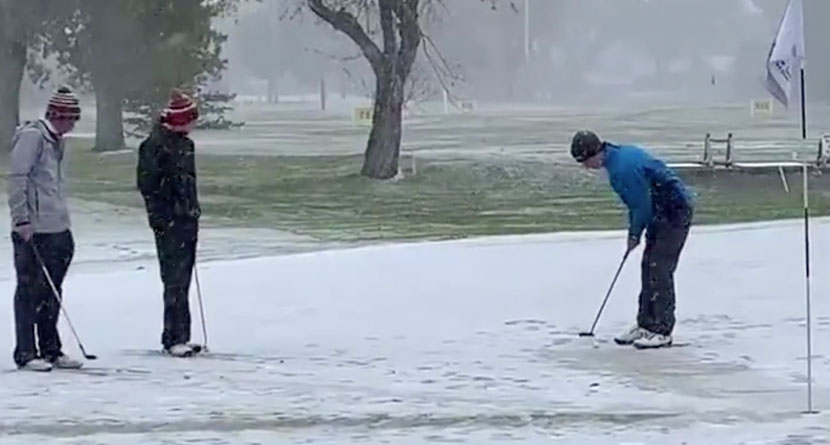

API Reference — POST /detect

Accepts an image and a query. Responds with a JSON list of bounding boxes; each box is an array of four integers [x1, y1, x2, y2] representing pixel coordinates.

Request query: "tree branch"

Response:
[[378, 0, 396, 57], [421, 30, 465, 108], [307, 0, 384, 72], [403, 59, 439, 107], [393, 0, 421, 80], [341, 65, 373, 99]]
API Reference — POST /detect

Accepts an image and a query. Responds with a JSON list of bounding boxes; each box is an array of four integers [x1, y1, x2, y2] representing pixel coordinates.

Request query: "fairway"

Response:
[[34, 100, 830, 251]]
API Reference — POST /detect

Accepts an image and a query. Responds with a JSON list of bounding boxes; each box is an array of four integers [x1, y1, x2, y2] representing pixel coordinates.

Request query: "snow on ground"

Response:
[[0, 198, 344, 282], [0, 217, 829, 443]]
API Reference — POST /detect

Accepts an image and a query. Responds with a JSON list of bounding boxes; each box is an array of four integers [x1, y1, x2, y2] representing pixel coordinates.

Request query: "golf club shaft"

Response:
[[31, 242, 96, 359], [584, 251, 630, 335]]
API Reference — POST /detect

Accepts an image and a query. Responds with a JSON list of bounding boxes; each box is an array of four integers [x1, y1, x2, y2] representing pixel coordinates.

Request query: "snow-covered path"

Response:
[[0, 219, 829, 444]]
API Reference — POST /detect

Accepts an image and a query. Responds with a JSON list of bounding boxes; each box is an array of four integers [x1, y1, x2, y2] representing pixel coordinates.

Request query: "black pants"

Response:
[[12, 230, 74, 367], [637, 208, 692, 336], [152, 218, 198, 349]]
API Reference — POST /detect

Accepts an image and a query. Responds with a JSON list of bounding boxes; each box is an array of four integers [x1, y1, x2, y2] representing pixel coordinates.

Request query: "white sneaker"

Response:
[[19, 358, 53, 372], [52, 354, 83, 369], [165, 343, 195, 357], [614, 324, 650, 345], [633, 332, 673, 349]]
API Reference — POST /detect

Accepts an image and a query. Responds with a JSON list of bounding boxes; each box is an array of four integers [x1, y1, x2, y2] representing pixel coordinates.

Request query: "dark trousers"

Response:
[[152, 218, 198, 349], [12, 230, 74, 367], [637, 208, 692, 336]]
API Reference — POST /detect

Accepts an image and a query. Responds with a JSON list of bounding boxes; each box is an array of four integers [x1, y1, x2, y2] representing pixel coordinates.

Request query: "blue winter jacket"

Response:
[[602, 143, 692, 242]]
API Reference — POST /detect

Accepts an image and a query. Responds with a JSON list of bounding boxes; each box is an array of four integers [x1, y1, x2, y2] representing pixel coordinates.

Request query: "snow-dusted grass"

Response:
[[0, 218, 828, 443], [12, 101, 814, 252], [0, 198, 343, 282], [4, 99, 829, 443], [6, 100, 830, 443], [53, 140, 830, 249]]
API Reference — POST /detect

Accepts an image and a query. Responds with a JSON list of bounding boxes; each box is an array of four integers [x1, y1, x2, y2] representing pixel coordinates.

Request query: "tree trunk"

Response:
[[361, 71, 405, 179], [91, 74, 125, 152], [307, 0, 420, 179], [0, 38, 25, 153]]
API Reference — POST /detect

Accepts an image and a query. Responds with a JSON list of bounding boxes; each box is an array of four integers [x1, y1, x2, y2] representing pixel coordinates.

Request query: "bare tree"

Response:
[[306, 0, 424, 179], [300, 0, 512, 178]]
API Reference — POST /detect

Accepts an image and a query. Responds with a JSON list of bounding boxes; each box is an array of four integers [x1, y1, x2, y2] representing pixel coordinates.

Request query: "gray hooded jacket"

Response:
[[7, 119, 71, 234]]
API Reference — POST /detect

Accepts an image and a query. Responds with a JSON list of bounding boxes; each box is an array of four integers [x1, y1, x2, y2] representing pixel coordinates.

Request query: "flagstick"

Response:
[[801, 68, 807, 139], [802, 162, 817, 414], [800, 51, 815, 415], [765, 0, 814, 415]]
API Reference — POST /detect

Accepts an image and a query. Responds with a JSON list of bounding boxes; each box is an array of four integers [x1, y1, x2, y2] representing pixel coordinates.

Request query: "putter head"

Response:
[[578, 332, 594, 337], [84, 354, 98, 360]]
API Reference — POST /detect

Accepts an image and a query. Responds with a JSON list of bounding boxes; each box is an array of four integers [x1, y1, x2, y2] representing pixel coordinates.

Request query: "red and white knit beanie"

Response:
[[160, 88, 198, 129], [46, 86, 81, 121]]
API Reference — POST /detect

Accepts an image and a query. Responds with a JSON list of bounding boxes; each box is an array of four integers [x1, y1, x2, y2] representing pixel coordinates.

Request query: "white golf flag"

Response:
[[765, 0, 805, 108]]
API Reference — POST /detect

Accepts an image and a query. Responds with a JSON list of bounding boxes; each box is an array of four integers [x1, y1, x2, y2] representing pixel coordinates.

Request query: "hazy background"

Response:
[[18, 0, 828, 110]]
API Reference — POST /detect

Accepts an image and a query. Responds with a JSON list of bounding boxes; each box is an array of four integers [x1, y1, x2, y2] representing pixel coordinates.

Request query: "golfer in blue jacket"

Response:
[[570, 130, 693, 349]]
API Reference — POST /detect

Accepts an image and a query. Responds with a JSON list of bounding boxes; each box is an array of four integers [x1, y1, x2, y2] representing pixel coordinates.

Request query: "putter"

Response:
[[31, 242, 97, 360], [579, 250, 630, 337]]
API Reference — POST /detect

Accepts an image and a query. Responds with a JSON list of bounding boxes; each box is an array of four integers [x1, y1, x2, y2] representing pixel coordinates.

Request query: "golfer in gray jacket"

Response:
[[7, 86, 83, 372]]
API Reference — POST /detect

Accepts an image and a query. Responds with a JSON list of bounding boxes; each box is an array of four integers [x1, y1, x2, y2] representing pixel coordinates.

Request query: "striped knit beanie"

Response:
[[160, 88, 199, 129], [46, 86, 81, 121]]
